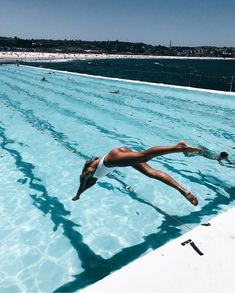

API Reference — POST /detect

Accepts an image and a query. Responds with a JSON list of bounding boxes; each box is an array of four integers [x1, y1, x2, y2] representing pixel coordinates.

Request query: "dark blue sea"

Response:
[[23, 58, 235, 92]]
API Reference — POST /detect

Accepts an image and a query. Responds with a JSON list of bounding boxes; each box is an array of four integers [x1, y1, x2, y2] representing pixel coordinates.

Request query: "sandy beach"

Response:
[[0, 51, 234, 63]]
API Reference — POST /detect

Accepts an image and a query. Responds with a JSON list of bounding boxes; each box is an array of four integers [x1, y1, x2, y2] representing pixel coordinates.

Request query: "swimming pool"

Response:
[[0, 64, 234, 292]]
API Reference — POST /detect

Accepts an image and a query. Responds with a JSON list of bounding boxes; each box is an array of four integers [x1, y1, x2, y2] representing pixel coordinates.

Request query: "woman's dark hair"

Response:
[[86, 177, 98, 188], [219, 152, 228, 158]]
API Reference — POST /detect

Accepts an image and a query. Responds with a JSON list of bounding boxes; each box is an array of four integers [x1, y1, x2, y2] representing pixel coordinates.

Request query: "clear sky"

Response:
[[0, 0, 234, 47]]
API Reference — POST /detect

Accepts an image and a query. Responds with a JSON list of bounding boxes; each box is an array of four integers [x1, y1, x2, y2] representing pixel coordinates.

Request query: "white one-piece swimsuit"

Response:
[[93, 155, 116, 178]]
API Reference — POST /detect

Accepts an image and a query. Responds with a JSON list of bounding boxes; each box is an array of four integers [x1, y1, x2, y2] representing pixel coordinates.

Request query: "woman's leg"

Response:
[[133, 162, 198, 206], [105, 141, 202, 167]]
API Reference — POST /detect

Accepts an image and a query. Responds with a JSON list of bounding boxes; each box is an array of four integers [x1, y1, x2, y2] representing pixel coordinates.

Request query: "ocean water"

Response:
[[24, 58, 235, 92], [0, 64, 235, 292]]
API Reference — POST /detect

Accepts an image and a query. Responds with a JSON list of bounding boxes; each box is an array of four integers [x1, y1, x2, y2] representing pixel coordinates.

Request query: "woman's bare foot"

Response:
[[182, 191, 198, 206], [177, 140, 202, 154]]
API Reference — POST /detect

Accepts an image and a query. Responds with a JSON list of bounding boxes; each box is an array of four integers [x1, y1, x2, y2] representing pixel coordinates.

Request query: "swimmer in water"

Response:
[[72, 141, 203, 206], [202, 149, 234, 168], [186, 146, 234, 168], [110, 89, 119, 94]]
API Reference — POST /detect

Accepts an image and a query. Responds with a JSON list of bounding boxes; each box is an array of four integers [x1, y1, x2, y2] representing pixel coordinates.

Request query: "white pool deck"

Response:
[[83, 206, 235, 293]]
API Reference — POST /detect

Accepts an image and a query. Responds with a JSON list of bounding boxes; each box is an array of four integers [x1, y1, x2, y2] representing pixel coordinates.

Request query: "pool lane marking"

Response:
[[1, 68, 225, 141], [0, 75, 145, 146], [181, 239, 204, 256]]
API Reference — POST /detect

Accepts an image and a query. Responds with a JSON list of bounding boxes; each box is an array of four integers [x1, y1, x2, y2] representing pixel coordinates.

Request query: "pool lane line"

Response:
[[2, 72, 233, 145], [0, 77, 144, 148], [4, 67, 235, 143], [1, 69, 221, 138], [7, 65, 235, 130], [0, 91, 146, 161], [5, 64, 230, 121]]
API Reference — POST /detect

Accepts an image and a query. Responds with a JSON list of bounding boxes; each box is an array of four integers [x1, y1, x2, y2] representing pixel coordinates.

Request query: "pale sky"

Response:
[[0, 0, 234, 46]]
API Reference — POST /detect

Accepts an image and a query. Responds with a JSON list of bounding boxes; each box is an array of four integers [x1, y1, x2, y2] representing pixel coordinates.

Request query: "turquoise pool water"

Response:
[[0, 64, 234, 292]]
